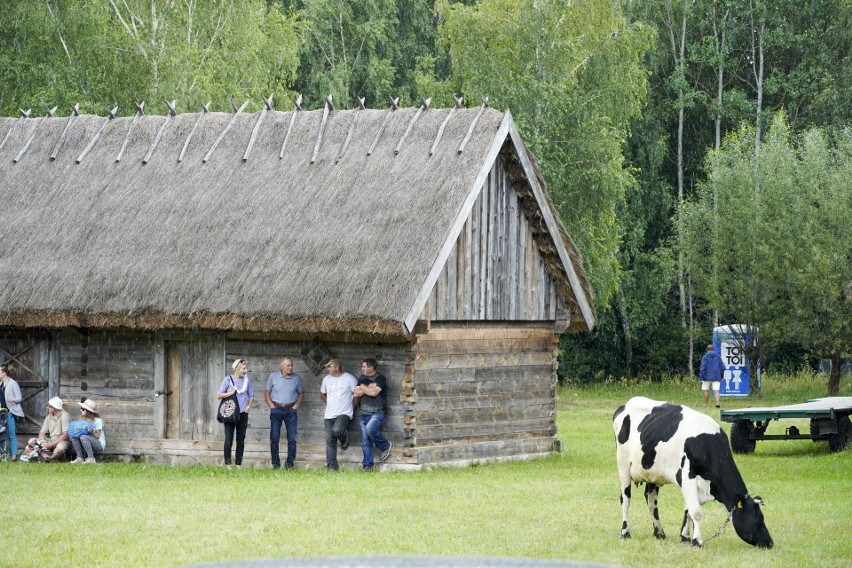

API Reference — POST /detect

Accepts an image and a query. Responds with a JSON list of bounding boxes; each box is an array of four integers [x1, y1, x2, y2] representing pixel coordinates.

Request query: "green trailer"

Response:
[[720, 397, 852, 454]]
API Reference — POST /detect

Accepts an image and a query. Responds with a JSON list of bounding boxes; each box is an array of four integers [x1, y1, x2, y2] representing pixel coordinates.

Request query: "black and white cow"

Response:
[[613, 396, 773, 548]]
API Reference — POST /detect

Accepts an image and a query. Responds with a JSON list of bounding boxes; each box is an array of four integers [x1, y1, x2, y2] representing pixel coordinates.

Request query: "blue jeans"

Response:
[[5, 412, 17, 457], [269, 407, 298, 468], [359, 412, 390, 470]]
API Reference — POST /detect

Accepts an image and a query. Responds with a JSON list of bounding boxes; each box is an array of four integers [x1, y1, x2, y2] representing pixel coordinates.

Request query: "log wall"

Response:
[[404, 322, 559, 465], [422, 157, 563, 322], [3, 323, 561, 469]]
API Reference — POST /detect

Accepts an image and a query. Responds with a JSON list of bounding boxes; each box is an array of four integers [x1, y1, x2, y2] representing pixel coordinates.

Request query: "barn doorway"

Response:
[[163, 339, 223, 441]]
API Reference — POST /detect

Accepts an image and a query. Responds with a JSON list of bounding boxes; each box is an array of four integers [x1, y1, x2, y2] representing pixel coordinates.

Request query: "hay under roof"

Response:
[[0, 102, 593, 335]]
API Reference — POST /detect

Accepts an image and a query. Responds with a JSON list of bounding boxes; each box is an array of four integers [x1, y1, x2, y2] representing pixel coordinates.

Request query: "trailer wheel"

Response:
[[828, 415, 851, 453], [731, 420, 756, 454]]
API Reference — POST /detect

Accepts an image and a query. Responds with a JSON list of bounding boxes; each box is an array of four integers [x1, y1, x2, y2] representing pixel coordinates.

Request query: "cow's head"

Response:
[[732, 494, 773, 548]]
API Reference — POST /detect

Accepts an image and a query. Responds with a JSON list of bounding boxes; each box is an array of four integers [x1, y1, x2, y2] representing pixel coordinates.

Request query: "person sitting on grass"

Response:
[[69, 399, 105, 464], [20, 397, 70, 462]]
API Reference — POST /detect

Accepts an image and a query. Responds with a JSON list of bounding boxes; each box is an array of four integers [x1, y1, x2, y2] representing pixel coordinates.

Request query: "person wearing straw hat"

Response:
[[20, 396, 70, 462], [319, 359, 357, 471], [216, 359, 255, 468], [0, 363, 25, 461], [69, 399, 106, 464]]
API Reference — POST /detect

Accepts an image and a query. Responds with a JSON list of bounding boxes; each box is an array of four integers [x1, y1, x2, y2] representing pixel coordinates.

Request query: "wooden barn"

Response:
[[0, 98, 594, 469]]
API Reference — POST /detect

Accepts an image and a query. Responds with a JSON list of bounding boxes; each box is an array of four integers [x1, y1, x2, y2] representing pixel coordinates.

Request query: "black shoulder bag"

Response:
[[217, 376, 241, 424]]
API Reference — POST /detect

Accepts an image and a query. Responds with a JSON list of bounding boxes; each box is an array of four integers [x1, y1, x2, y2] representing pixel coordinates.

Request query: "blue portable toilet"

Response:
[[712, 325, 757, 397]]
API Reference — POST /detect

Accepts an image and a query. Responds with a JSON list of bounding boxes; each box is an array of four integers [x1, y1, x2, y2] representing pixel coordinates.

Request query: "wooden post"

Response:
[[311, 95, 334, 164], [204, 99, 249, 163], [243, 94, 273, 162], [0, 108, 31, 151], [14, 106, 57, 163], [336, 97, 365, 164], [458, 96, 489, 155], [430, 95, 463, 156], [279, 94, 303, 160], [395, 98, 431, 155], [367, 97, 399, 156], [179, 102, 210, 163], [143, 100, 176, 164], [48, 332, 60, 399], [76, 106, 118, 164], [115, 101, 144, 162], [51, 103, 80, 161]]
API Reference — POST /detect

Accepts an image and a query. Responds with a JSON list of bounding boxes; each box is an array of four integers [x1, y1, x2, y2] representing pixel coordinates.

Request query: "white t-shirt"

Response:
[[320, 372, 357, 419]]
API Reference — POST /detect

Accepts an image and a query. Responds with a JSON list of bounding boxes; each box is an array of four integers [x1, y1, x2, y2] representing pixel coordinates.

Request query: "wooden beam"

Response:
[[76, 106, 118, 164], [115, 101, 144, 163], [395, 98, 430, 155], [178, 102, 210, 162], [203, 99, 249, 163], [279, 94, 302, 160], [367, 97, 399, 156], [50, 103, 80, 161]]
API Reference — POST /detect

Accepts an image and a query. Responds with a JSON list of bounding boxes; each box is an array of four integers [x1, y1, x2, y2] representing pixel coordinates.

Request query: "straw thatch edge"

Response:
[[0, 310, 404, 336]]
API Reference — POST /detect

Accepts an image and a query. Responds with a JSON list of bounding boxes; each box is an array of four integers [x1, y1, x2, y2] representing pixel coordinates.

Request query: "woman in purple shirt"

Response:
[[216, 359, 254, 468]]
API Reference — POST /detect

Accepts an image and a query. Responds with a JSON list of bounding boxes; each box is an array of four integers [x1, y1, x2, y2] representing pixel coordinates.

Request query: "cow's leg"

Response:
[[680, 478, 704, 547], [680, 509, 692, 543], [619, 482, 632, 539], [644, 483, 666, 539], [617, 453, 633, 539]]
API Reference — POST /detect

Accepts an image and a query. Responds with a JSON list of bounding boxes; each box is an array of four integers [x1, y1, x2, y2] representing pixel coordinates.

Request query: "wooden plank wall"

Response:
[[0, 329, 51, 430], [58, 328, 158, 438], [406, 323, 559, 465], [422, 158, 563, 322]]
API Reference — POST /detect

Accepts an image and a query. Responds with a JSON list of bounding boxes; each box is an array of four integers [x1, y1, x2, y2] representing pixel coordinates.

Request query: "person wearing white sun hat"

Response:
[[69, 399, 106, 464], [20, 396, 70, 462]]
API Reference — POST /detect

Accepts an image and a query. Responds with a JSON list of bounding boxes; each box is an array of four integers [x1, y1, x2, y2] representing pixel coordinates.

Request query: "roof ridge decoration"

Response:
[[1, 108, 31, 151], [143, 100, 177, 164], [458, 96, 489, 155], [395, 98, 431, 156], [430, 95, 464, 156], [51, 103, 80, 160], [279, 94, 303, 159], [179, 101, 210, 162], [336, 96, 365, 164], [311, 95, 334, 164], [203, 98, 249, 163], [367, 96, 399, 156], [116, 101, 144, 163], [76, 106, 118, 164], [14, 106, 56, 163], [244, 94, 274, 162]]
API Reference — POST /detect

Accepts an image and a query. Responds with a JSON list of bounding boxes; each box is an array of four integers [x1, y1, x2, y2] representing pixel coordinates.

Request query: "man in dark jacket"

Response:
[[699, 344, 724, 408]]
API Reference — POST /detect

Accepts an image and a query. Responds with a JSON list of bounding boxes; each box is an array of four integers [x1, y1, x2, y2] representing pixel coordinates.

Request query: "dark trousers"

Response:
[[324, 415, 350, 470], [223, 412, 249, 465], [269, 407, 298, 468]]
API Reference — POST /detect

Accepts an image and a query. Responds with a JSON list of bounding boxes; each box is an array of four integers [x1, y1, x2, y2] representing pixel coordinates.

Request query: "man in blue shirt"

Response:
[[699, 344, 724, 408], [265, 357, 304, 469]]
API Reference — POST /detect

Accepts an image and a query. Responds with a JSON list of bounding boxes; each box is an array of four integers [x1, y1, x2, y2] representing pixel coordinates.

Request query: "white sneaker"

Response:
[[70, 457, 83, 464], [381, 441, 393, 461], [83, 457, 97, 464]]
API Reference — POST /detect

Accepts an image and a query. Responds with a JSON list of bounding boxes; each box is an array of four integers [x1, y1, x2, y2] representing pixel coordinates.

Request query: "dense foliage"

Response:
[[1, 0, 849, 389]]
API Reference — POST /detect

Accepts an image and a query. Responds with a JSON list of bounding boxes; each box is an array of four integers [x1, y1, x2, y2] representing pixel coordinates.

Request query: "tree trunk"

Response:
[[617, 282, 633, 376], [828, 354, 842, 396]]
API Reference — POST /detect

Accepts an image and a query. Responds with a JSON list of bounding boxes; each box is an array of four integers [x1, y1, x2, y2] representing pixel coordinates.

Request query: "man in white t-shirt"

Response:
[[319, 359, 357, 471]]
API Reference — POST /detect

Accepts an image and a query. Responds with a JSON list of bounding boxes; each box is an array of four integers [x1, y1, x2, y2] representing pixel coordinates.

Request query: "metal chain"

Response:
[[704, 508, 735, 543]]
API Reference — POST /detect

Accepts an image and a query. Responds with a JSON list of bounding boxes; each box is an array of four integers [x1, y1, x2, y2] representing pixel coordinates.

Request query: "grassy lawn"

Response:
[[2, 373, 849, 567]]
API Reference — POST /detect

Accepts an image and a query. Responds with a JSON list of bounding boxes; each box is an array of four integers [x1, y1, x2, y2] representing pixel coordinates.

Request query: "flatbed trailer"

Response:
[[720, 397, 852, 454]]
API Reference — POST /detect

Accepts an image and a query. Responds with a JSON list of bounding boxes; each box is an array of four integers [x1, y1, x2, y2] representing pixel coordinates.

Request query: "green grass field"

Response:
[[2, 373, 849, 567]]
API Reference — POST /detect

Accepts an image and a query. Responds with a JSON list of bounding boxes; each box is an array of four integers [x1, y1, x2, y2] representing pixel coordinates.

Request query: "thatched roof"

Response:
[[0, 101, 594, 335]]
